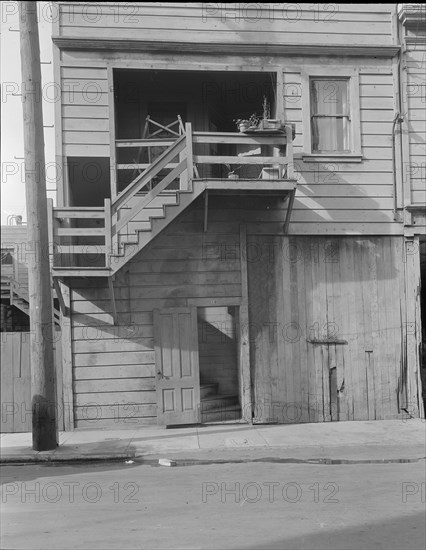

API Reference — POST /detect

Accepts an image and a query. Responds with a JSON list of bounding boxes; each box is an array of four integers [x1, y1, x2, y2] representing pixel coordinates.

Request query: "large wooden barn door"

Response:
[[247, 235, 406, 423], [154, 307, 201, 426]]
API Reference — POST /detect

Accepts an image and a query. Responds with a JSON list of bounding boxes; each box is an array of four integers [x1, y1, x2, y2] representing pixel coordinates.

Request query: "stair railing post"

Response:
[[285, 124, 294, 180], [12, 244, 19, 282], [104, 199, 112, 269], [47, 198, 55, 269], [184, 122, 193, 191]]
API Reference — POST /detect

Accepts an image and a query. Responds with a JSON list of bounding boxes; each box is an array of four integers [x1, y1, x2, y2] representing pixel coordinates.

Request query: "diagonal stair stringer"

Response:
[[109, 182, 206, 274]]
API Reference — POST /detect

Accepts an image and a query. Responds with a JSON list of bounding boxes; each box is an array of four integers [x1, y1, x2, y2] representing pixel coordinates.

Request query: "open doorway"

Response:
[[197, 306, 241, 423]]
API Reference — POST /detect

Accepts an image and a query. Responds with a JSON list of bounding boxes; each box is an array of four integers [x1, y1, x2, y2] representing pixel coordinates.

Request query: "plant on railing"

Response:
[[234, 96, 285, 133], [225, 163, 243, 179], [234, 113, 260, 133]]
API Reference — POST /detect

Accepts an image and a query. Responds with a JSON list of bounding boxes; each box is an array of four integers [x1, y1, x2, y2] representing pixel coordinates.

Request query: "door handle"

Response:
[[157, 370, 163, 380]]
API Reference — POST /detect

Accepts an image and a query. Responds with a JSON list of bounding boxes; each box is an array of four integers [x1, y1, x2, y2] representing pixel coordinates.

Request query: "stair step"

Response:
[[13, 299, 29, 309], [200, 383, 218, 399], [201, 405, 242, 423], [109, 183, 206, 274], [123, 207, 165, 219], [200, 394, 239, 412]]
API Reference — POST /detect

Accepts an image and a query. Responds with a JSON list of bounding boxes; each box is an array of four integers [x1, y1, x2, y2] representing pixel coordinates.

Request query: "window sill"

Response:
[[301, 154, 363, 163]]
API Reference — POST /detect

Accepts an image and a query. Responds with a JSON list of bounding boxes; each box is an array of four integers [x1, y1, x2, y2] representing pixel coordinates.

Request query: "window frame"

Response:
[[301, 68, 361, 162]]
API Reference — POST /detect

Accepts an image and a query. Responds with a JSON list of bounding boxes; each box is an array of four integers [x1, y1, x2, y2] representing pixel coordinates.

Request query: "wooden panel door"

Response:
[[154, 307, 200, 426]]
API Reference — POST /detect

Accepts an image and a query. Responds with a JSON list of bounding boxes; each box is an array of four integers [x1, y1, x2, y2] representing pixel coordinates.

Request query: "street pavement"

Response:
[[1, 459, 425, 549]]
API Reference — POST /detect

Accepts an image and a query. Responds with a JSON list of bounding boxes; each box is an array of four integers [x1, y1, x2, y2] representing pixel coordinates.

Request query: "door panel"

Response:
[[154, 307, 200, 425]]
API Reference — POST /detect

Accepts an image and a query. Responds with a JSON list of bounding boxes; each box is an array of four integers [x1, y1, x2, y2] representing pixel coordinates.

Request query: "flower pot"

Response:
[[238, 123, 250, 132], [228, 173, 239, 179], [258, 119, 282, 130]]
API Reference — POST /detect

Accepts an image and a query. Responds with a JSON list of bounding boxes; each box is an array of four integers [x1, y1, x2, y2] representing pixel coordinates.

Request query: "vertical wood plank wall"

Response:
[[247, 235, 416, 422], [69, 198, 422, 426], [0, 333, 64, 432]]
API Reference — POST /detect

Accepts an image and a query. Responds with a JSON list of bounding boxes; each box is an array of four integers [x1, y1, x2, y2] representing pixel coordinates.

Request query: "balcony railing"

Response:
[[50, 123, 296, 272]]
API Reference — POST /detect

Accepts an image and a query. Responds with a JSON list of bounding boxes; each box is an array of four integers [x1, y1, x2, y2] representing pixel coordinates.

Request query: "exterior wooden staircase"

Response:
[[50, 122, 297, 279], [1, 277, 60, 325], [200, 382, 241, 423]]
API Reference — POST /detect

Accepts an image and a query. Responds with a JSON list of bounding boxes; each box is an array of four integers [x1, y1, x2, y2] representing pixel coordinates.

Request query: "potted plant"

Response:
[[257, 96, 283, 130], [225, 164, 241, 179], [234, 119, 250, 133], [234, 113, 261, 132]]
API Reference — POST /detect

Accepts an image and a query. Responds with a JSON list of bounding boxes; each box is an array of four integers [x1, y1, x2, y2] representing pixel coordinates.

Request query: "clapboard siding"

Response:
[[405, 45, 426, 205], [57, 3, 394, 46], [69, 199, 422, 426], [247, 235, 411, 422], [61, 66, 110, 156], [70, 205, 242, 426], [281, 68, 400, 233]]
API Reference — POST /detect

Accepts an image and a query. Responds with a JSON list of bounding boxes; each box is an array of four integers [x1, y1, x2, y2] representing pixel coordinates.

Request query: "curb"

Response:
[[0, 452, 135, 465]]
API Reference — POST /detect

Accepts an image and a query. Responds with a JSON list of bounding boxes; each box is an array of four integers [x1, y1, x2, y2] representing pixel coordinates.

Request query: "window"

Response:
[[310, 79, 350, 153], [301, 68, 361, 161]]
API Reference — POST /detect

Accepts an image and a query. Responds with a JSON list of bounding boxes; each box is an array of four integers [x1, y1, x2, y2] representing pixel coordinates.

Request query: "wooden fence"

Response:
[[1, 332, 64, 433]]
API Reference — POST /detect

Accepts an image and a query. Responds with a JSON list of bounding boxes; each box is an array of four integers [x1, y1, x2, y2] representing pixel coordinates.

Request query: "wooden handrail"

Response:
[[193, 155, 289, 165], [116, 139, 175, 148], [53, 207, 104, 219], [112, 133, 186, 212], [192, 131, 290, 145], [114, 159, 187, 234], [104, 198, 112, 268]]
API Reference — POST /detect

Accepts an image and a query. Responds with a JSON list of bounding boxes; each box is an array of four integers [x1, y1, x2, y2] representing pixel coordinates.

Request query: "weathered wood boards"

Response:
[[58, 3, 394, 47], [0, 333, 64, 432], [247, 235, 414, 422], [69, 198, 423, 426], [70, 204, 242, 427]]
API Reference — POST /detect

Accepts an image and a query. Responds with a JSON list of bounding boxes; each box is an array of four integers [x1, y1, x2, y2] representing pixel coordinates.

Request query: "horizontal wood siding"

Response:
[[61, 66, 110, 156], [57, 51, 403, 233], [58, 3, 394, 46], [283, 65, 401, 233], [70, 201, 241, 427], [247, 235, 413, 422], [405, 46, 426, 206]]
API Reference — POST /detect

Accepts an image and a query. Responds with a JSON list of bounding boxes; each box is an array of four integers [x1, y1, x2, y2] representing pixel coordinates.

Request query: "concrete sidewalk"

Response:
[[1, 419, 425, 464]]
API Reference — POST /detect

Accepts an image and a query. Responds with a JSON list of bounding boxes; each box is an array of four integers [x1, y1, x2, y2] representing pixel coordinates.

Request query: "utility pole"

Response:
[[19, 1, 58, 450]]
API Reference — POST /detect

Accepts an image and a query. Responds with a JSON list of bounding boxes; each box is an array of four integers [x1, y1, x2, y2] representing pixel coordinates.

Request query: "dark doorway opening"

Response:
[[197, 306, 241, 423]]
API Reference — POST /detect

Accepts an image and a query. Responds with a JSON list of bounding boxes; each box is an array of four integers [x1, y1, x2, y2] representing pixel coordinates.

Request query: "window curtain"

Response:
[[311, 80, 349, 152]]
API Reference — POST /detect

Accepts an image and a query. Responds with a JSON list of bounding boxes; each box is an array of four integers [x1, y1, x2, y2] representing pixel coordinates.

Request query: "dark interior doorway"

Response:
[[197, 306, 241, 423]]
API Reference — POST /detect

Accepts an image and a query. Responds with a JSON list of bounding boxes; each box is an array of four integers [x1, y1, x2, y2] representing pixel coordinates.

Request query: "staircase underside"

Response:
[[52, 180, 297, 281]]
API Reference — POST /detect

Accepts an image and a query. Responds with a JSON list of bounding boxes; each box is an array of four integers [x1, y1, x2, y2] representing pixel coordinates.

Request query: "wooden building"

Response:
[[47, 2, 425, 429]]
